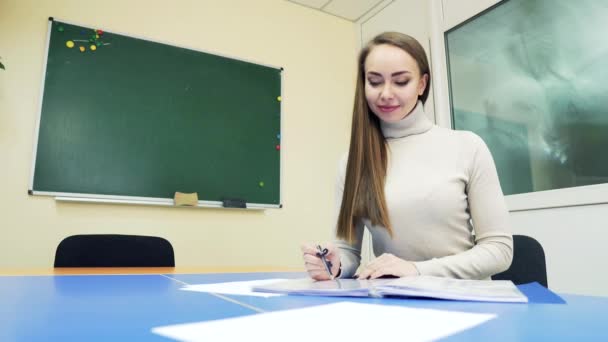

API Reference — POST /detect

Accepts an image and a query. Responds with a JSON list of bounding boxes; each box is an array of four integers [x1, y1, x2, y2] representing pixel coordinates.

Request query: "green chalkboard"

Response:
[[30, 19, 282, 207]]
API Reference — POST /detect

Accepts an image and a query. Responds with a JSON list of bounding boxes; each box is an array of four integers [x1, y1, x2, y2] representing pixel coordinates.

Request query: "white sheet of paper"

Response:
[[152, 302, 496, 342], [181, 279, 287, 298]]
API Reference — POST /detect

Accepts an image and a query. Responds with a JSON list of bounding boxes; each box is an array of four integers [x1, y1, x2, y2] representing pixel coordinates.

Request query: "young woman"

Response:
[[302, 32, 513, 280]]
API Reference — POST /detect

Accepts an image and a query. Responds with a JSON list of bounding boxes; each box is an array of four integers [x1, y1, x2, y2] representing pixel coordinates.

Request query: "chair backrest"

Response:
[[492, 234, 548, 287], [54, 234, 175, 267]]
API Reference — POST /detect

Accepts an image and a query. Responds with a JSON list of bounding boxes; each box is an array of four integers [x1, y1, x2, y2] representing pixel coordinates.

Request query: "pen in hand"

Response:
[[316, 245, 334, 280]]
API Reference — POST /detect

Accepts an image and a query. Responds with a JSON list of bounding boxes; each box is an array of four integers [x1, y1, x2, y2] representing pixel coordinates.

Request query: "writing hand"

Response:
[[301, 242, 341, 280]]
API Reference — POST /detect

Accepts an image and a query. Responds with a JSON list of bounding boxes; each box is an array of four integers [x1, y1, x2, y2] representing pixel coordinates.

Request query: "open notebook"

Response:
[[252, 275, 528, 303]]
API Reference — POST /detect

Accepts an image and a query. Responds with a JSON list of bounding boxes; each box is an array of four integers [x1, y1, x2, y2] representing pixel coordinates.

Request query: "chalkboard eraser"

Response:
[[174, 192, 199, 206], [222, 198, 247, 208]]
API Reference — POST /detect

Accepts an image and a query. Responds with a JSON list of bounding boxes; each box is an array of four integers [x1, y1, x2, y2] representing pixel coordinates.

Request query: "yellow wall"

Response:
[[0, 0, 357, 269]]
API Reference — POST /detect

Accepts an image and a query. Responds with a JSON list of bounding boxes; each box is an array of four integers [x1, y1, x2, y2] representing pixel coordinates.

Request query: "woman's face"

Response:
[[364, 44, 428, 123]]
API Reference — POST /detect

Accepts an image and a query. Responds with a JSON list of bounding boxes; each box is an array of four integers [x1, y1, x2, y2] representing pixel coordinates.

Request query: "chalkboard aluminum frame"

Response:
[[28, 18, 283, 210]]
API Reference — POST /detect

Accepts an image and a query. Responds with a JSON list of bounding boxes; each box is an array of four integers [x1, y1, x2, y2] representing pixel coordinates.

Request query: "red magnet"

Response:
[[276, 145, 280, 151]]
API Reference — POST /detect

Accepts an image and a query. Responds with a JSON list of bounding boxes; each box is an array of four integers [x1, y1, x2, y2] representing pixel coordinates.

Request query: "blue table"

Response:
[[1, 271, 607, 341]]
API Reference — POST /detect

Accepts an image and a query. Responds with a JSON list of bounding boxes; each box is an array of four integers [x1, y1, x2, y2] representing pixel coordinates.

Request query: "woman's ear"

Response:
[[418, 73, 429, 96]]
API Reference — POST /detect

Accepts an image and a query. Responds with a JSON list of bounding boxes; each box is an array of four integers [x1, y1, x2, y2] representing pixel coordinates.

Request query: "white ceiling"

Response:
[[286, 0, 386, 21]]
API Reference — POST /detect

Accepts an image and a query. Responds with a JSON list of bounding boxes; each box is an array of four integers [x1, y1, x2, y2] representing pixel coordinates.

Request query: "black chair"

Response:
[[54, 234, 175, 267], [492, 234, 548, 287]]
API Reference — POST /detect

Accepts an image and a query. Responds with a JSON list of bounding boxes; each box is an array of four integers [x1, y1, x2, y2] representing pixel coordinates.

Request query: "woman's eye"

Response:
[[395, 80, 409, 86], [368, 80, 382, 86]]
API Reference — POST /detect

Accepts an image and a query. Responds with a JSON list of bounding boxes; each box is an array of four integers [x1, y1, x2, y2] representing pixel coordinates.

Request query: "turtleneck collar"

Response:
[[380, 100, 433, 139]]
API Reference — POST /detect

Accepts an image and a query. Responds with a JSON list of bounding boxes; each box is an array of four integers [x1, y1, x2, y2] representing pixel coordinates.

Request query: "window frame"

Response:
[[429, 0, 608, 211]]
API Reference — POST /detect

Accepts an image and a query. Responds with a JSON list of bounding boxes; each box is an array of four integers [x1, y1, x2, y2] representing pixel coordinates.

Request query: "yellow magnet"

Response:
[[66, 40, 74, 48], [79, 46, 85, 52], [277, 96, 282, 101], [90, 45, 97, 51]]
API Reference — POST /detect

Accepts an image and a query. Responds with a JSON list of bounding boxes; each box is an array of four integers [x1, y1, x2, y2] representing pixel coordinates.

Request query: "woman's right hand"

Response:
[[300, 243, 341, 280]]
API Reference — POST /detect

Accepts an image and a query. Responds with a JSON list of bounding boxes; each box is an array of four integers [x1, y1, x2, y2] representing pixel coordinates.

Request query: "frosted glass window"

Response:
[[445, 0, 608, 195]]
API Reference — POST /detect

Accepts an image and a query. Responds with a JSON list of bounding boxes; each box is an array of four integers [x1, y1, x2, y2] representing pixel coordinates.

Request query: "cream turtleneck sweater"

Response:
[[334, 101, 513, 279]]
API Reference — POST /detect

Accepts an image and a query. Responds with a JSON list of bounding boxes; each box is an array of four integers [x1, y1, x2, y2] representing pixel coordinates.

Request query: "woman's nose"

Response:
[[380, 84, 394, 100]]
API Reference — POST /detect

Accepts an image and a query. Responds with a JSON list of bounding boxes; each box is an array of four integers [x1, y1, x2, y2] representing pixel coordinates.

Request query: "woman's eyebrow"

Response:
[[366, 71, 383, 77], [366, 71, 411, 77], [391, 71, 411, 77]]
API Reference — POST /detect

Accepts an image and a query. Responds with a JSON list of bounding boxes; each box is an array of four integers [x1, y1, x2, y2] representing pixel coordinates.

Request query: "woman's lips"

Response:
[[377, 105, 400, 113]]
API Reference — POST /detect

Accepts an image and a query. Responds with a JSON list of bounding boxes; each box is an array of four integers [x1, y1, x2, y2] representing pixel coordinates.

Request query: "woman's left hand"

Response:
[[356, 253, 419, 279]]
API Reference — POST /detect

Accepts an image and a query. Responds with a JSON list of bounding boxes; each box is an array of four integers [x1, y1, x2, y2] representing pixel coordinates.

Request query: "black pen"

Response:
[[316, 245, 334, 280]]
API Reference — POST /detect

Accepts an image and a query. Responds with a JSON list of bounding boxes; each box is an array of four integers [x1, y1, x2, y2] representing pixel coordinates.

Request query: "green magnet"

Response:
[[259, 181, 265, 187], [58, 26, 64, 32]]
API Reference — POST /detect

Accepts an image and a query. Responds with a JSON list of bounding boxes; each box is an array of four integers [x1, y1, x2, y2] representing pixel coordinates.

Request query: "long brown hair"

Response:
[[336, 32, 431, 243]]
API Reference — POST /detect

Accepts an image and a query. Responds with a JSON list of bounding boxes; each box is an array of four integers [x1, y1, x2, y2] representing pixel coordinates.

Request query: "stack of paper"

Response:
[[376, 276, 528, 303], [252, 275, 528, 303], [251, 278, 392, 297]]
